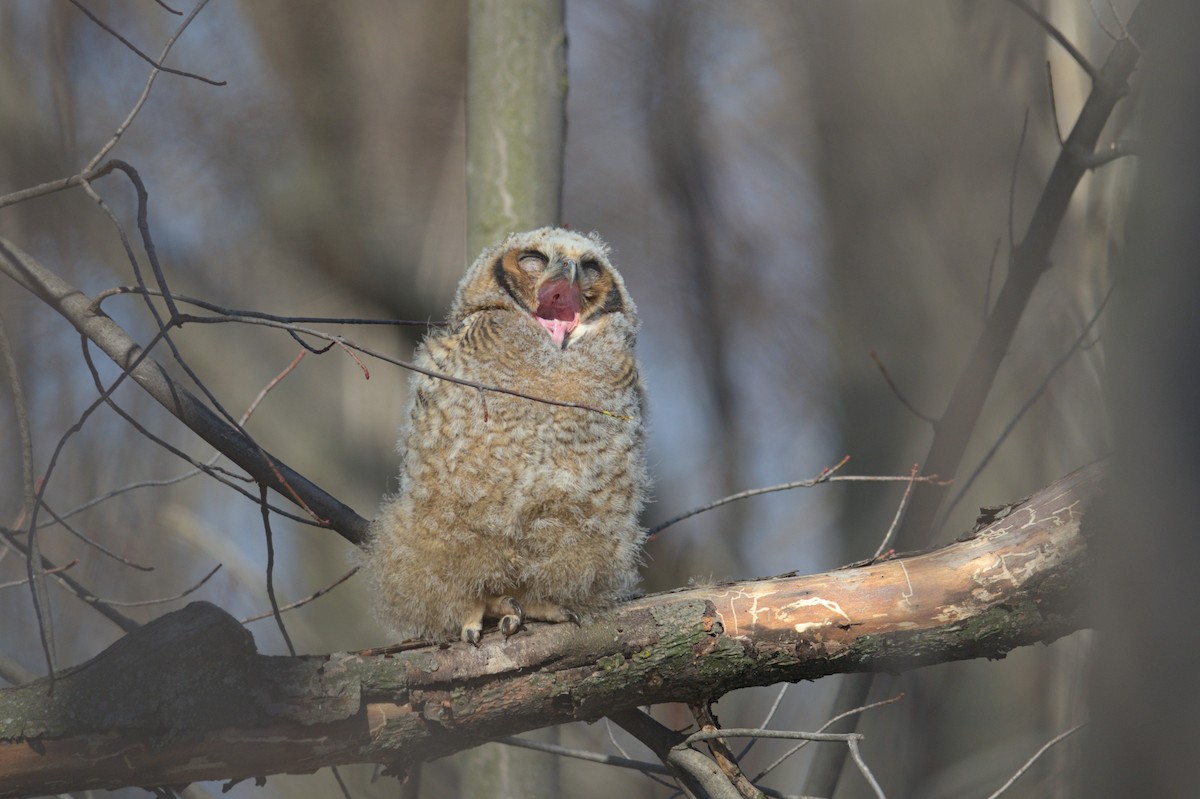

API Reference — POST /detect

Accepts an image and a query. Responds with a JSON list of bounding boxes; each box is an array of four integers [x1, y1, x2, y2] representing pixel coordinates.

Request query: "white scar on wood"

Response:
[[713, 587, 779, 636], [899, 560, 915, 606], [778, 596, 853, 634], [714, 587, 856, 636]]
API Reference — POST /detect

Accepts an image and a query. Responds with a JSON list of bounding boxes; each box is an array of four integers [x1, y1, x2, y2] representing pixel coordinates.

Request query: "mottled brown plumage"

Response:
[[362, 228, 649, 644]]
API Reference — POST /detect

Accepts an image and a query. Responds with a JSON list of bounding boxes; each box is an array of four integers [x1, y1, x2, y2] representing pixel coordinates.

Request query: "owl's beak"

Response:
[[534, 259, 582, 349]]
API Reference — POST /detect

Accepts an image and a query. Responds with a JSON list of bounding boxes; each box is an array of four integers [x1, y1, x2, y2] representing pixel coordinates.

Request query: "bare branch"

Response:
[[986, 723, 1085, 799], [935, 280, 1115, 530], [689, 702, 767, 799], [498, 735, 671, 776], [0, 235, 371, 545], [90, 564, 221, 608], [259, 485, 296, 656], [0, 527, 138, 635], [65, 0, 224, 87], [752, 694, 905, 781], [1006, 0, 1100, 82], [1008, 109, 1030, 257], [647, 457, 948, 538], [0, 161, 118, 210], [0, 319, 56, 675], [868, 351, 937, 424], [85, 0, 221, 171], [610, 708, 741, 799], [872, 464, 920, 560], [37, 501, 155, 571], [1046, 61, 1065, 145], [0, 561, 78, 591], [239, 567, 358, 624]]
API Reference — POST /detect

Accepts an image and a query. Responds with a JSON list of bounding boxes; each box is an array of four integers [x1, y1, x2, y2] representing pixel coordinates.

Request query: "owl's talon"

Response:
[[564, 608, 581, 626], [500, 614, 523, 638], [464, 626, 482, 647]]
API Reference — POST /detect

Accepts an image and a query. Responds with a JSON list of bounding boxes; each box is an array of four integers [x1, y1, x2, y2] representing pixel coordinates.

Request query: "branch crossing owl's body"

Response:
[[363, 228, 649, 644]]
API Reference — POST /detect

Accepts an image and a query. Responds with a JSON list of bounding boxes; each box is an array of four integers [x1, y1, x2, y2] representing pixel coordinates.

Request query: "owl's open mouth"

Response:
[[535, 278, 581, 348]]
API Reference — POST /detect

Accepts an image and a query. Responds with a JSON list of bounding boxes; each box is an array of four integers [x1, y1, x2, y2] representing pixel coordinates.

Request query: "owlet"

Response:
[[362, 227, 649, 644]]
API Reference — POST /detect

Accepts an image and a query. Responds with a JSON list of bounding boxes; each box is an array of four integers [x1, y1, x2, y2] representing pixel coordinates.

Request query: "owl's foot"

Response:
[[461, 600, 486, 646], [486, 595, 526, 639]]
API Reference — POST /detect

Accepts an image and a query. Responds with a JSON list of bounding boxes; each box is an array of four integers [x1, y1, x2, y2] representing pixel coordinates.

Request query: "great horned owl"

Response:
[[362, 227, 649, 644]]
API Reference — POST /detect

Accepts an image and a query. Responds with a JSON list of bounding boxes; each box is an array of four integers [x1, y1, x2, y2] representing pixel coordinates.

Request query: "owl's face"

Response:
[[449, 227, 636, 350]]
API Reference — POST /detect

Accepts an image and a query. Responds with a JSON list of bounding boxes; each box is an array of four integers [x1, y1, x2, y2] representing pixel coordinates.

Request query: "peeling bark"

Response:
[[0, 463, 1101, 797]]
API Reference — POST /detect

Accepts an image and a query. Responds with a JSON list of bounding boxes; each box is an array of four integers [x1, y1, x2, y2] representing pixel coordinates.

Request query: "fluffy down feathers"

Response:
[[361, 227, 649, 643]]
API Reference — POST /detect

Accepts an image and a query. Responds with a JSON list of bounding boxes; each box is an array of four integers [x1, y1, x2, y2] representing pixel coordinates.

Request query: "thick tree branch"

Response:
[[0, 463, 1100, 797]]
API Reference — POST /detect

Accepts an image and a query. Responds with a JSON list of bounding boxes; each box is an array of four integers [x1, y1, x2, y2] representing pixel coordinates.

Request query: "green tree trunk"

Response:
[[462, 1, 566, 796]]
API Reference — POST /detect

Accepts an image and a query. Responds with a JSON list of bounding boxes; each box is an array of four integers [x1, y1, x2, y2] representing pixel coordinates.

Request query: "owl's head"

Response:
[[449, 227, 637, 350]]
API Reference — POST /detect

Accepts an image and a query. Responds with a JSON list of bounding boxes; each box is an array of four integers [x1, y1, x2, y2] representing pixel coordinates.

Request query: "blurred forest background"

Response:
[[0, 1, 1141, 797]]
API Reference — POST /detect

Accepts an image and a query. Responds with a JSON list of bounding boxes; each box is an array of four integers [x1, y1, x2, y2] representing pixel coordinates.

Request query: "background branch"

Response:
[[0, 235, 370, 545]]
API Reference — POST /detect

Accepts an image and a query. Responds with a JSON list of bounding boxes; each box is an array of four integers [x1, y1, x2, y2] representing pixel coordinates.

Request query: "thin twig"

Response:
[[648, 458, 948, 537], [0, 161, 118, 210], [170, 311, 635, 420], [1088, 0, 1121, 40], [85, 0, 218, 171], [1073, 141, 1139, 169], [872, 464, 920, 560], [1006, 0, 1100, 82], [846, 737, 886, 799], [985, 723, 1085, 799], [984, 237, 1001, 318], [0, 560, 78, 590], [240, 567, 359, 624], [1046, 61, 1065, 145], [868, 350, 937, 424], [260, 485, 296, 656], [683, 730, 884, 799], [95, 286, 628, 420], [78, 335, 322, 529], [736, 683, 789, 760], [93, 285, 439, 327], [0, 318, 56, 676], [648, 457, 848, 536], [935, 280, 1115, 530], [89, 564, 221, 607], [49, 345, 318, 529], [38, 500, 155, 571], [244, 350, 307, 419], [0, 526, 138, 633], [1009, 109, 1030, 258], [0, 235, 369, 543], [611, 708, 742, 799], [685, 729, 867, 745], [753, 694, 905, 782], [65, 0, 224, 87], [499, 735, 672, 775], [329, 766, 353, 799], [601, 718, 683, 791], [690, 702, 767, 799]]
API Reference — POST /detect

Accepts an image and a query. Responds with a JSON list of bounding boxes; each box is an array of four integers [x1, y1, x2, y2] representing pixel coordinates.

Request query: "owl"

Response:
[[362, 227, 649, 645]]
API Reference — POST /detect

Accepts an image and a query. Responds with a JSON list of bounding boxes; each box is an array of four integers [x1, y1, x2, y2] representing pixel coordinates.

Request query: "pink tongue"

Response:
[[537, 317, 576, 347], [535, 279, 580, 347]]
